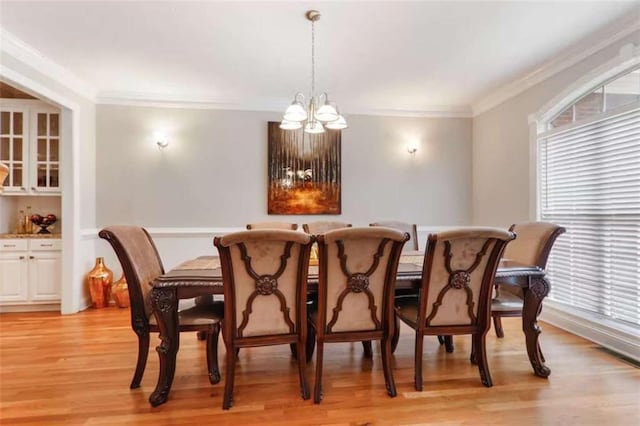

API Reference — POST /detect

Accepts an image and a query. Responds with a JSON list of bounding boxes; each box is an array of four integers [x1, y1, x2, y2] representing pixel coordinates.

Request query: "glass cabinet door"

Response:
[[0, 108, 29, 192], [31, 111, 60, 192]]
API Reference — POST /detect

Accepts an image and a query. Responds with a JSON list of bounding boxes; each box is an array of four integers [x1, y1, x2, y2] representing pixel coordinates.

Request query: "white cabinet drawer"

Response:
[[0, 240, 28, 251], [29, 239, 62, 251]]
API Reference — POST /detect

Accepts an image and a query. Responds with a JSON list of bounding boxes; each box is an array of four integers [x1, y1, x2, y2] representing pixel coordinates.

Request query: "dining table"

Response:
[[147, 251, 551, 407]]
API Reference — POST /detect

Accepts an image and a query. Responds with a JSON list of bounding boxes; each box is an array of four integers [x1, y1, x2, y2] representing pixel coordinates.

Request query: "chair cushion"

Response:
[[149, 301, 224, 326], [394, 295, 419, 328], [491, 291, 523, 312]]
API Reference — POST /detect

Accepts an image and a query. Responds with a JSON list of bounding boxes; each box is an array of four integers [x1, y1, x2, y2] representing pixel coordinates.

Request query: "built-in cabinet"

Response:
[[0, 101, 60, 194], [0, 238, 61, 308]]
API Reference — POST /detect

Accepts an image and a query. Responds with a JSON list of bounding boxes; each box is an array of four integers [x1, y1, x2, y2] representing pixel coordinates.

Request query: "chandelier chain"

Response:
[[311, 18, 315, 97]]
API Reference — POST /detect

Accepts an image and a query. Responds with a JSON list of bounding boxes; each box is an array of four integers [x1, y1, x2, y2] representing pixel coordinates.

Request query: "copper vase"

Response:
[[87, 257, 113, 308], [112, 274, 130, 308]]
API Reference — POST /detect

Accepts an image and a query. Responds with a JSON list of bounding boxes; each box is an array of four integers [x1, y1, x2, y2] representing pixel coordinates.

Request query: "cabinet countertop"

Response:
[[0, 234, 62, 239]]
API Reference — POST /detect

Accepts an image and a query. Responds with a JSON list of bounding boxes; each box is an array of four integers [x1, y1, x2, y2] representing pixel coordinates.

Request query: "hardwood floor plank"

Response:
[[1, 309, 638, 425]]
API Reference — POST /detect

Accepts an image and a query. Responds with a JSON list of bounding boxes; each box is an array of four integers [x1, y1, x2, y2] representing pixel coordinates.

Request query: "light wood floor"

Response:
[[0, 309, 638, 425]]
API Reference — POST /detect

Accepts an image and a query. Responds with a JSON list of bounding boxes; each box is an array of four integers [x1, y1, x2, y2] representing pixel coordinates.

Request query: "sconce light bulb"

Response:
[[407, 141, 418, 155]]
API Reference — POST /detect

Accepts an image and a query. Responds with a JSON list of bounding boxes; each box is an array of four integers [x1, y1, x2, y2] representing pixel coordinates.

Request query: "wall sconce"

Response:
[[155, 132, 169, 150], [407, 141, 419, 156]]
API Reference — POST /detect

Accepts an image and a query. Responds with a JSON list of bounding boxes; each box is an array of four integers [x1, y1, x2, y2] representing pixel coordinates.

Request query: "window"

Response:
[[539, 67, 640, 328], [549, 68, 640, 129]]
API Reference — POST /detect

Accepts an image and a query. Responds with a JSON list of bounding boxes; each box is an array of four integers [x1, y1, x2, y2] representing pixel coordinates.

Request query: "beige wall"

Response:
[[96, 106, 472, 227], [472, 30, 640, 226]]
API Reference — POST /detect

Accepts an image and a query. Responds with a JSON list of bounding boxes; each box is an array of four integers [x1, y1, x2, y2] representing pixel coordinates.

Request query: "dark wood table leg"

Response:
[[149, 287, 180, 407], [522, 276, 551, 378]]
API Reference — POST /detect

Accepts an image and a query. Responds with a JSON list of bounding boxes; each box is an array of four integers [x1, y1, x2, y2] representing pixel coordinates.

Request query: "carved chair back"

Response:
[[99, 226, 165, 332], [302, 221, 352, 234], [417, 228, 514, 331], [504, 222, 566, 268], [246, 222, 298, 231], [316, 227, 408, 336], [214, 230, 313, 341], [370, 221, 419, 251]]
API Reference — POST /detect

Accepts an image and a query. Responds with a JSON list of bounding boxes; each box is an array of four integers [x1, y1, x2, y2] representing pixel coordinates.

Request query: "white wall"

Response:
[[1, 49, 97, 313], [95, 106, 473, 228], [472, 29, 640, 226]]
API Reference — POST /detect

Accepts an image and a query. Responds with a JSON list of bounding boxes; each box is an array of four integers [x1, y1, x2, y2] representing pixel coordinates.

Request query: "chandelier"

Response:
[[280, 10, 347, 133]]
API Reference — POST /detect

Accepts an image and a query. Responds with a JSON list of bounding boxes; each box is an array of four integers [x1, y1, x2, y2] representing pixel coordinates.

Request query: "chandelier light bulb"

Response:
[[315, 102, 339, 122], [279, 119, 303, 130], [283, 101, 308, 122], [324, 115, 348, 130], [304, 121, 325, 134]]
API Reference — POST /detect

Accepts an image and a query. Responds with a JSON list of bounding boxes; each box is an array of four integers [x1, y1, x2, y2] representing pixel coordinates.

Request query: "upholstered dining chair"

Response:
[[492, 222, 566, 337], [370, 221, 419, 251], [308, 227, 408, 403], [246, 222, 298, 230], [302, 221, 352, 234], [394, 228, 515, 390], [214, 229, 314, 409], [99, 226, 223, 389]]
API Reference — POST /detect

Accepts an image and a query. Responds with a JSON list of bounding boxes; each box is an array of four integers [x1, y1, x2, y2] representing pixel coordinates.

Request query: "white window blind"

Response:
[[539, 103, 640, 326]]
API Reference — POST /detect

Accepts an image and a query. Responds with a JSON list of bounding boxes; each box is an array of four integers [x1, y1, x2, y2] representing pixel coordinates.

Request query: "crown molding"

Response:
[[0, 28, 98, 102], [471, 15, 640, 117], [97, 91, 268, 112], [97, 91, 472, 118], [345, 106, 472, 118]]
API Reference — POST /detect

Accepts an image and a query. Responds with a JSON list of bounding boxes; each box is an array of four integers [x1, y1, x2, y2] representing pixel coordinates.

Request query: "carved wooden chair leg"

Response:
[[296, 340, 310, 400], [362, 341, 373, 358], [469, 334, 478, 365], [470, 335, 478, 365], [493, 315, 505, 338], [474, 333, 493, 387], [391, 313, 400, 354], [222, 345, 236, 409], [381, 335, 397, 397], [206, 323, 221, 384], [537, 342, 546, 363], [443, 335, 454, 353], [414, 332, 424, 391], [130, 332, 150, 389], [306, 325, 316, 363], [290, 343, 298, 359], [313, 342, 324, 404], [437, 335, 445, 345]]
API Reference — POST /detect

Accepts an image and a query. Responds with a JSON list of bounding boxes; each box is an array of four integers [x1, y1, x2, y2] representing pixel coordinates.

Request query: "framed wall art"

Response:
[[267, 121, 341, 215]]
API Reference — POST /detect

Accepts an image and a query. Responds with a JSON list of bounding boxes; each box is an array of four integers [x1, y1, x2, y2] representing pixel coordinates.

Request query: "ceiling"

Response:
[[1, 1, 639, 115]]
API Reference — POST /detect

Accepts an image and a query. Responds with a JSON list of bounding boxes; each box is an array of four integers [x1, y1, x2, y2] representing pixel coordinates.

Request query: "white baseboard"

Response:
[[540, 302, 640, 363], [0, 303, 60, 313]]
